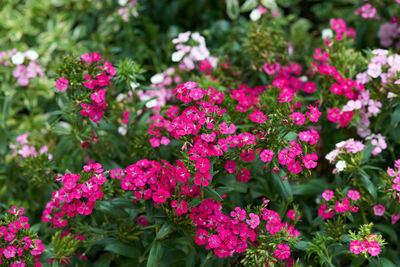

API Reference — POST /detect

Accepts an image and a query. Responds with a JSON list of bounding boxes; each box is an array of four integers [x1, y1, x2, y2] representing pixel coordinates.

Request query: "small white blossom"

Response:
[[250, 9, 262, 21], [322, 29, 333, 40], [171, 50, 185, 62], [11, 52, 25, 65], [335, 160, 347, 172], [24, 50, 38, 61], [150, 73, 164, 84]]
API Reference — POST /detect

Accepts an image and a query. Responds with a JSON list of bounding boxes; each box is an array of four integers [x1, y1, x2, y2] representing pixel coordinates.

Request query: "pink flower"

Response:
[[322, 190, 334, 201], [208, 234, 221, 248], [249, 110, 268, 123], [240, 149, 256, 162], [149, 137, 161, 147], [373, 204, 385, 216], [327, 107, 341, 122], [195, 157, 210, 173], [224, 160, 237, 174], [260, 149, 274, 162], [304, 82, 316, 93], [287, 209, 301, 221], [303, 153, 318, 169], [246, 213, 260, 229], [367, 241, 381, 256], [318, 204, 334, 219], [3, 245, 16, 258], [347, 190, 360, 201], [56, 77, 69, 91], [236, 168, 250, 182], [335, 198, 350, 213], [288, 112, 306, 125], [392, 214, 400, 224], [137, 216, 148, 226], [306, 105, 321, 122], [350, 240, 363, 254], [274, 243, 291, 260]]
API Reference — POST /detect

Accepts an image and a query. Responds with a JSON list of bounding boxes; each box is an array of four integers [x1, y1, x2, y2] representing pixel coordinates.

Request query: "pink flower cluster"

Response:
[[146, 78, 321, 180], [350, 235, 382, 256], [387, 159, 400, 203], [315, 66, 364, 127], [379, 18, 400, 49], [191, 200, 299, 261], [330, 18, 356, 41], [0, 207, 44, 266], [318, 189, 360, 219], [111, 154, 299, 261], [136, 68, 180, 110], [366, 134, 387, 155], [356, 49, 400, 86], [191, 200, 257, 258], [117, 0, 138, 22], [325, 139, 365, 173], [171, 31, 218, 71], [9, 133, 52, 160], [42, 163, 106, 228], [354, 3, 378, 20], [0, 49, 44, 86], [78, 52, 115, 123]]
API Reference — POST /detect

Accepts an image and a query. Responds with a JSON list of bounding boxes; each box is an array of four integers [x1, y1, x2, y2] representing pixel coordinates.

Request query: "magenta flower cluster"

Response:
[[1, 207, 44, 266]]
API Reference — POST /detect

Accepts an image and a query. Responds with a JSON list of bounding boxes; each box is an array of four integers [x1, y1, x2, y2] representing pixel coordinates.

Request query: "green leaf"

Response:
[[359, 169, 377, 199], [147, 242, 163, 267], [240, 0, 257, 12], [110, 198, 136, 209], [0, 127, 7, 155], [292, 179, 327, 196], [204, 187, 223, 201], [284, 131, 297, 141], [271, 170, 292, 199], [294, 241, 308, 250], [189, 198, 203, 208], [94, 258, 111, 267], [361, 144, 373, 164], [350, 255, 365, 267], [374, 224, 398, 242], [97, 201, 129, 217], [391, 107, 400, 127], [156, 223, 173, 240], [104, 241, 141, 258], [226, 0, 240, 20], [261, 0, 278, 9], [378, 258, 397, 267]]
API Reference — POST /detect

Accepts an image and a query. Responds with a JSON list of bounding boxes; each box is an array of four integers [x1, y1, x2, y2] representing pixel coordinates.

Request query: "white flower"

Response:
[[130, 82, 139, 90], [11, 52, 25, 65], [145, 99, 158, 108], [299, 75, 308, 82], [116, 93, 126, 102], [172, 31, 191, 44], [165, 67, 175, 76], [24, 50, 38, 61], [335, 160, 347, 172], [249, 9, 262, 21], [367, 63, 382, 78], [171, 50, 185, 62], [321, 29, 333, 40], [118, 126, 127, 136], [387, 92, 398, 100], [118, 0, 129, 6], [335, 141, 346, 148], [150, 73, 164, 84], [325, 150, 339, 163]]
